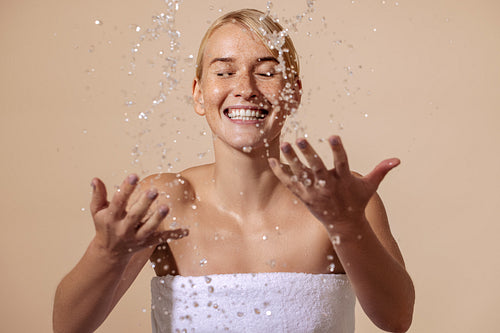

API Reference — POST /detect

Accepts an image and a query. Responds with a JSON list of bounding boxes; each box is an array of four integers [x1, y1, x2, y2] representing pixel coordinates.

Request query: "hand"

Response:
[[268, 135, 400, 231], [89, 174, 188, 259]]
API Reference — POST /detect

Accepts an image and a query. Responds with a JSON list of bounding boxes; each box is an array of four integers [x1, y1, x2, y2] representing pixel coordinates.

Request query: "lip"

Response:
[[223, 105, 269, 124]]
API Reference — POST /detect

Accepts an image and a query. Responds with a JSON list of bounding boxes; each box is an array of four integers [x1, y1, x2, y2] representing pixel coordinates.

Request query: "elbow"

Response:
[[373, 312, 413, 333], [374, 287, 415, 333]]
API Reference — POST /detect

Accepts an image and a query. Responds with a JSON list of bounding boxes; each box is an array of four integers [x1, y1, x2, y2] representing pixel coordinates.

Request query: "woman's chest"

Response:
[[165, 204, 344, 276]]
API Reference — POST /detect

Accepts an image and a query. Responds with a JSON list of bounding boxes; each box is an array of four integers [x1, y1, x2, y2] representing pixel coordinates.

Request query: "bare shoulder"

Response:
[[137, 164, 212, 204]]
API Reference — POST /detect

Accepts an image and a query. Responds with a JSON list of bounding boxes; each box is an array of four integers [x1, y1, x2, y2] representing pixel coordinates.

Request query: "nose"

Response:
[[233, 73, 258, 99]]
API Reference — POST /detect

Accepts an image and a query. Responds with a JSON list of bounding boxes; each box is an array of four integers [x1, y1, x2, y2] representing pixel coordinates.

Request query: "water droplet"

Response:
[[328, 263, 336, 272], [242, 146, 252, 153], [332, 235, 340, 245], [317, 179, 326, 187], [327, 254, 334, 261], [81, 207, 86, 212], [266, 310, 272, 316], [303, 178, 312, 186], [262, 235, 268, 241], [191, 204, 197, 210], [94, 19, 103, 25], [200, 258, 207, 267], [205, 276, 212, 284]]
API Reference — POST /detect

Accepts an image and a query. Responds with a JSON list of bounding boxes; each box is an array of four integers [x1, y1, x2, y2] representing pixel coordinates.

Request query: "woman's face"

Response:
[[193, 23, 300, 152]]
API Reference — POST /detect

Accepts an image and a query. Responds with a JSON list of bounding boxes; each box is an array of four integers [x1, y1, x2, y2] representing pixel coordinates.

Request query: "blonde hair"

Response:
[[195, 9, 300, 83]]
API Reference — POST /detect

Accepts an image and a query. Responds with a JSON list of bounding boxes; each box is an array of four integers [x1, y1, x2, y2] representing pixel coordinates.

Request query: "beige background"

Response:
[[1, 0, 499, 332]]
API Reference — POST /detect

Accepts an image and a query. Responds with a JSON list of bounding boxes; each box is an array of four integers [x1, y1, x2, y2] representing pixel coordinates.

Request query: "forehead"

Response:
[[203, 23, 273, 62]]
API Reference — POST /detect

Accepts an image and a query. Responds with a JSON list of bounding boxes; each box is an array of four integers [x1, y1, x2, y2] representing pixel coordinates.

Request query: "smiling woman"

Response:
[[52, 8, 414, 333]]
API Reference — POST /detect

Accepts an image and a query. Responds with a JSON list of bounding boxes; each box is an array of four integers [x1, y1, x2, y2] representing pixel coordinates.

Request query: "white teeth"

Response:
[[227, 108, 265, 120]]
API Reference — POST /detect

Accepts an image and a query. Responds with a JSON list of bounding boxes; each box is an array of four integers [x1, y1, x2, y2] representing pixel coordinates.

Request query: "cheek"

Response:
[[260, 82, 285, 104]]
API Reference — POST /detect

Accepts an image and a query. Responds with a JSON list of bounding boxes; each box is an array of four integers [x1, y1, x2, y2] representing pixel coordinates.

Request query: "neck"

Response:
[[211, 136, 282, 215]]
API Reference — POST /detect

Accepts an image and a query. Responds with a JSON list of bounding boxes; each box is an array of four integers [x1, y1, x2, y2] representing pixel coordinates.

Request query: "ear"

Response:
[[192, 78, 205, 116]]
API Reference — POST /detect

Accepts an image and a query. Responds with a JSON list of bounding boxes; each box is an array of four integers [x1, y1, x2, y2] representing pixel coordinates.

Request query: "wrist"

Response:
[[326, 216, 372, 245], [88, 238, 132, 266]]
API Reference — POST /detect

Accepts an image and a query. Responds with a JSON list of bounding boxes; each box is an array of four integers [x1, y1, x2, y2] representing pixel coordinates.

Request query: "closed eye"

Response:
[[257, 72, 275, 77], [217, 72, 235, 77]]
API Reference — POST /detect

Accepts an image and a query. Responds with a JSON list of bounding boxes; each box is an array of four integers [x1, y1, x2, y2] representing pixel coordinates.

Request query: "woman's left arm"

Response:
[[269, 135, 415, 333]]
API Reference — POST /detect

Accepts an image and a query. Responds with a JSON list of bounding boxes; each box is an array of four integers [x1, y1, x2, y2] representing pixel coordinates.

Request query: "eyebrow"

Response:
[[257, 56, 279, 63], [208, 56, 279, 66], [209, 57, 234, 66]]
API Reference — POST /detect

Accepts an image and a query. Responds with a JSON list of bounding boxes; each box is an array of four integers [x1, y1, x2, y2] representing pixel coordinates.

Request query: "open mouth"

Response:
[[224, 107, 269, 121]]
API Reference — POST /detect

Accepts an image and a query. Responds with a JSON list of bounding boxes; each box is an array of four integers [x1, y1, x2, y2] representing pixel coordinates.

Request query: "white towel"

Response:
[[151, 272, 355, 333]]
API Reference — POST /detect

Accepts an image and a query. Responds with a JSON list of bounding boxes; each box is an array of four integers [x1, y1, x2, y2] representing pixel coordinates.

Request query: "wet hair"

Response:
[[195, 8, 300, 83]]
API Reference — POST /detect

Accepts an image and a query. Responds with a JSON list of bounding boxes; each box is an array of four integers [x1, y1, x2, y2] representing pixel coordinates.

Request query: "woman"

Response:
[[53, 9, 414, 333]]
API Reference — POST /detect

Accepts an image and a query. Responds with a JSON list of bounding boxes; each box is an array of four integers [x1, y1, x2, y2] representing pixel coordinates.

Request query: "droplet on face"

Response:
[[262, 235, 268, 241], [242, 146, 252, 153], [94, 19, 103, 25], [318, 179, 326, 187], [328, 263, 336, 272], [200, 258, 207, 267]]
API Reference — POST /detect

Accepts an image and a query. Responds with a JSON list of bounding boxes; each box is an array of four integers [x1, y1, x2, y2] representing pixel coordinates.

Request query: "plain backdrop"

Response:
[[1, 0, 499, 332]]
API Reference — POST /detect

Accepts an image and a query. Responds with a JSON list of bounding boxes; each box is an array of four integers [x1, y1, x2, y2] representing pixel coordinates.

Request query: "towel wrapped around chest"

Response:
[[151, 272, 355, 333]]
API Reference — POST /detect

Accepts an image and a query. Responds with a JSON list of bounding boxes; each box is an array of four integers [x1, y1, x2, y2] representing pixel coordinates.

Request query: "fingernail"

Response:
[[159, 206, 169, 216], [268, 158, 277, 168], [128, 174, 139, 185], [329, 137, 339, 146], [297, 139, 307, 149], [281, 143, 291, 153], [148, 189, 158, 200]]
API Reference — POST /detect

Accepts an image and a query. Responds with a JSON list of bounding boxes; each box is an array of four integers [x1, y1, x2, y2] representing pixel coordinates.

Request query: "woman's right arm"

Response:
[[53, 175, 187, 333]]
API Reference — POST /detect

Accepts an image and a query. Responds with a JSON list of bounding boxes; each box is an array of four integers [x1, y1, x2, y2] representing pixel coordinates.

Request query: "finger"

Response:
[[143, 228, 190, 248], [328, 136, 351, 177], [295, 139, 328, 179], [268, 158, 305, 195], [125, 188, 159, 229], [136, 205, 169, 240], [108, 174, 139, 218], [364, 158, 400, 190], [280, 142, 309, 177], [90, 178, 108, 216]]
